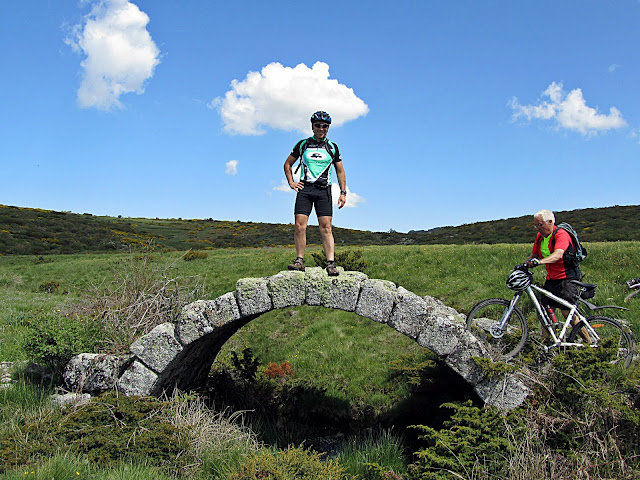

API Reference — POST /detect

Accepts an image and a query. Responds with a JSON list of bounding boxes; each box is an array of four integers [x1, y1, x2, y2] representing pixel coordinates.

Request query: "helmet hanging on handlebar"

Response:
[[506, 269, 533, 291]]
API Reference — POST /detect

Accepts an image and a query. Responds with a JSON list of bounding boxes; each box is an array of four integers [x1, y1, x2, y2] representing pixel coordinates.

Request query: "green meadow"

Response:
[[1, 242, 639, 479]]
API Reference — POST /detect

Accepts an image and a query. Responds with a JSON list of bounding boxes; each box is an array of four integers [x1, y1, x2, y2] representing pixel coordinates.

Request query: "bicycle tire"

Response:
[[466, 298, 528, 361], [567, 316, 634, 368], [624, 288, 640, 303]]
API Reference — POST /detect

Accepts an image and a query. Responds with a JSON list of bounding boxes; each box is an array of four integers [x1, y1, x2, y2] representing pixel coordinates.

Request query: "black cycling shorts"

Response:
[[294, 183, 333, 218], [543, 279, 579, 310]]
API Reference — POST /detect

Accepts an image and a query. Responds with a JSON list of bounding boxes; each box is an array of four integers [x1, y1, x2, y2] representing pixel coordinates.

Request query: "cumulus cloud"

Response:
[[510, 82, 627, 135], [330, 184, 365, 208], [225, 160, 239, 176], [211, 61, 369, 135], [66, 0, 161, 110], [273, 178, 365, 209]]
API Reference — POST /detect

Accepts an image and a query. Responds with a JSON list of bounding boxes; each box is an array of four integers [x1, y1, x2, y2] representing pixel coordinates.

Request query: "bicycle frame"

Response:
[[499, 284, 600, 352]]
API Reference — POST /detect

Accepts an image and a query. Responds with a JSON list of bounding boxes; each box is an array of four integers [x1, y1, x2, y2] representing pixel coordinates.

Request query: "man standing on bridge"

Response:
[[283, 111, 347, 276]]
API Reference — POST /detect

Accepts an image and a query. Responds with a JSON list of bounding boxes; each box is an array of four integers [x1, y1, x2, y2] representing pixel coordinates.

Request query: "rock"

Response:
[[63, 353, 129, 394], [236, 277, 272, 317], [130, 323, 183, 373], [355, 278, 397, 323], [50, 392, 92, 407]]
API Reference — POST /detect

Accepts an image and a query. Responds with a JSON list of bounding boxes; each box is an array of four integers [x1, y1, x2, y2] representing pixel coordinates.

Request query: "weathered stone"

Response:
[[355, 278, 397, 323], [63, 353, 129, 394], [268, 270, 306, 308], [65, 270, 531, 410], [388, 287, 431, 339], [444, 330, 490, 385], [422, 295, 466, 322], [236, 277, 272, 317], [130, 323, 183, 373], [175, 293, 240, 345], [117, 360, 159, 396], [305, 267, 367, 311], [417, 317, 465, 356], [50, 393, 92, 407], [475, 374, 531, 410]]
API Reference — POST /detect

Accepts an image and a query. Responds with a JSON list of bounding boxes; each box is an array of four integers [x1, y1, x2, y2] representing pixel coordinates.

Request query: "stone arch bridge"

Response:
[[64, 268, 529, 410]]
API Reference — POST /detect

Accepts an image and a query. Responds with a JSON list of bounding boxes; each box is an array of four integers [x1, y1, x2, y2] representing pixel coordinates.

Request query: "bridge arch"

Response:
[[68, 268, 529, 410]]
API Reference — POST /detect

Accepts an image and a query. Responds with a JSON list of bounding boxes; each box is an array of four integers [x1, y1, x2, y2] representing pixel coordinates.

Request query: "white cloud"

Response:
[[225, 160, 239, 176], [273, 177, 365, 209], [608, 64, 620, 73], [273, 179, 293, 193], [66, 0, 161, 110], [331, 184, 365, 208], [211, 61, 369, 135], [510, 82, 627, 135]]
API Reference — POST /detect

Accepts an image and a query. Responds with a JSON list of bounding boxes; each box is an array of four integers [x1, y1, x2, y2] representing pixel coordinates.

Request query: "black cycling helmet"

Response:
[[310, 111, 332, 124], [506, 269, 533, 291]]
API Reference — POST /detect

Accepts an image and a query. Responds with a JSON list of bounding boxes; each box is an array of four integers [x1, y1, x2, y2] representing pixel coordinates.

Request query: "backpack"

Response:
[[536, 222, 587, 263], [293, 138, 339, 177]]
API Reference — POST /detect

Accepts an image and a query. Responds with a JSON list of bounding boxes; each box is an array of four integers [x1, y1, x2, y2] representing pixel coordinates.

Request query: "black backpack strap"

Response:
[[325, 140, 339, 162], [293, 139, 309, 175]]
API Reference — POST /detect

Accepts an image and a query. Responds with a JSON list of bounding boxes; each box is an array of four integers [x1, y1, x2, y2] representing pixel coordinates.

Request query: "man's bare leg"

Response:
[[318, 216, 334, 261], [294, 214, 309, 259]]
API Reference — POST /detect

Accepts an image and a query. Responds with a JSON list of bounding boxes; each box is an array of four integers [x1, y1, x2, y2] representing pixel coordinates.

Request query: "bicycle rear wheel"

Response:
[[466, 298, 528, 361], [624, 288, 640, 303], [567, 316, 634, 368]]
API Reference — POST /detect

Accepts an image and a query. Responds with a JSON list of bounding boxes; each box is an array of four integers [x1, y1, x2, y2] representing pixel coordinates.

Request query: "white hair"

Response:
[[534, 209, 555, 223]]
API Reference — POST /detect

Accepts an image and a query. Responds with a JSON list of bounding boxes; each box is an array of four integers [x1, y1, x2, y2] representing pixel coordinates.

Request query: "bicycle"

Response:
[[625, 277, 640, 303], [466, 264, 634, 367]]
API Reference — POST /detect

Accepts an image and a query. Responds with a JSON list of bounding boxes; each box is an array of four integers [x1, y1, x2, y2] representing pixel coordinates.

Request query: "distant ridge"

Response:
[[1, 204, 638, 255]]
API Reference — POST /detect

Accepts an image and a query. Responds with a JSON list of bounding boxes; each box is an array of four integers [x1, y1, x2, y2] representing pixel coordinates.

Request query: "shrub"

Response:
[[165, 391, 260, 478], [311, 249, 367, 272], [407, 400, 525, 480], [0, 392, 191, 475], [22, 311, 101, 381], [522, 347, 640, 477], [228, 445, 354, 479], [70, 250, 204, 352], [38, 281, 61, 293], [264, 361, 294, 380], [182, 249, 208, 261]]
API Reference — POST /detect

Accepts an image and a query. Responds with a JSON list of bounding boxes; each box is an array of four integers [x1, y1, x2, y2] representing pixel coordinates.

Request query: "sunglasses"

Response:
[[313, 123, 330, 129]]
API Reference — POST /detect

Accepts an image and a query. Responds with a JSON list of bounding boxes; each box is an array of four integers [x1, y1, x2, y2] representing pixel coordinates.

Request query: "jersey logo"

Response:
[[309, 153, 323, 159]]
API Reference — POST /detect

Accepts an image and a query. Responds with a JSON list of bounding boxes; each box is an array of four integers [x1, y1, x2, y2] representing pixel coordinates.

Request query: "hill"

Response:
[[1, 203, 639, 255]]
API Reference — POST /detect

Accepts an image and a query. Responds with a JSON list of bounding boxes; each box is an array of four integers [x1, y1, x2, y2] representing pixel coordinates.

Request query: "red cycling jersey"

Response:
[[532, 227, 580, 280]]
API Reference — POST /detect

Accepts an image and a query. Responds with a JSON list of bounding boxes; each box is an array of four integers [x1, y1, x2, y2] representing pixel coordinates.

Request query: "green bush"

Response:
[[182, 249, 208, 261], [407, 400, 524, 480], [0, 392, 191, 474], [311, 249, 367, 272], [22, 312, 101, 381], [228, 445, 354, 479], [528, 347, 640, 476]]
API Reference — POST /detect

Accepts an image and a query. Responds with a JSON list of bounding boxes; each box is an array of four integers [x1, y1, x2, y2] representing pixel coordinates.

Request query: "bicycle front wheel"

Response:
[[466, 298, 528, 361], [567, 316, 634, 368]]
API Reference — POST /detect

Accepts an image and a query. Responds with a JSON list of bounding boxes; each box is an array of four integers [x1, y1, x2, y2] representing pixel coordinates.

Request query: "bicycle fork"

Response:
[[493, 293, 522, 337]]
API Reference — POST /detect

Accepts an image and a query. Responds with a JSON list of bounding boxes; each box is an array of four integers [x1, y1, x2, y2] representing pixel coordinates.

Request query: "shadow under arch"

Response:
[[111, 268, 529, 410]]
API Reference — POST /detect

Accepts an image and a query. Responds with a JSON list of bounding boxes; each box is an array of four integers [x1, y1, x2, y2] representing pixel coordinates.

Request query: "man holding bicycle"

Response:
[[526, 209, 581, 323]]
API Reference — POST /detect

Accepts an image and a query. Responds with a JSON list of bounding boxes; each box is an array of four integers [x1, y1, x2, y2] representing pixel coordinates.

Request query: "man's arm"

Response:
[[334, 161, 347, 209], [284, 155, 304, 192]]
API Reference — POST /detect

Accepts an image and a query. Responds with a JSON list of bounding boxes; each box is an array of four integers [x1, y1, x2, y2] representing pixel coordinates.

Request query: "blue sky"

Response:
[[1, 1, 638, 233]]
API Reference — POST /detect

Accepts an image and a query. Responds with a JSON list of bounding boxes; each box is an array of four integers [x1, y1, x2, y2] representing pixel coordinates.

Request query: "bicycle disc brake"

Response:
[[489, 323, 506, 338]]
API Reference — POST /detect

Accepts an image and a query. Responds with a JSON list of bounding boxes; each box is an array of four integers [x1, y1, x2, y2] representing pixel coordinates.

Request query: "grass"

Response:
[[0, 242, 639, 478]]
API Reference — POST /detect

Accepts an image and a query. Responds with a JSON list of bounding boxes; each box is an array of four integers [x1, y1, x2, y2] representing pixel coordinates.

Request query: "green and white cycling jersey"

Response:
[[290, 137, 341, 186]]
